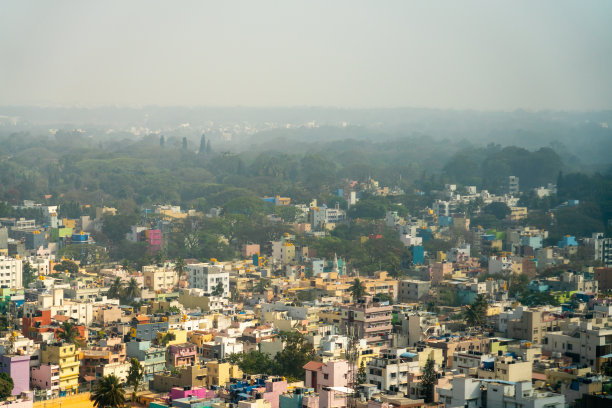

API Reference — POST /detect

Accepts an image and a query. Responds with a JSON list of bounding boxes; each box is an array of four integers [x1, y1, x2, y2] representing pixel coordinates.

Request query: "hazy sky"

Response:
[[1, 1, 611, 110]]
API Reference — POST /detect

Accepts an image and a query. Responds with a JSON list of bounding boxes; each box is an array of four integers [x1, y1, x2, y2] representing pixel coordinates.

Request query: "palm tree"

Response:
[[90, 374, 125, 408], [58, 321, 79, 345], [173, 257, 186, 278], [160, 332, 176, 346], [349, 278, 367, 302], [124, 278, 141, 300], [107, 277, 125, 300]]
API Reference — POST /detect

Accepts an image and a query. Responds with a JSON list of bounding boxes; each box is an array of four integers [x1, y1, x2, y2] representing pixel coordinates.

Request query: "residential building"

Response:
[[126, 340, 166, 382], [0, 256, 22, 289], [398, 280, 430, 302], [41, 343, 80, 395], [187, 263, 229, 297], [341, 297, 393, 348], [303, 360, 349, 393], [143, 265, 178, 292]]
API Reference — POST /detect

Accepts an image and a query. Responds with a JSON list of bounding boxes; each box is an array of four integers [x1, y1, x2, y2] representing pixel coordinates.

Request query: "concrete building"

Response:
[[187, 263, 229, 297], [0, 354, 30, 395], [0, 256, 22, 289], [31, 364, 60, 398], [341, 297, 393, 348], [508, 176, 519, 194], [438, 377, 564, 408], [126, 340, 166, 382], [41, 343, 80, 395], [398, 280, 430, 302], [143, 265, 178, 292], [507, 308, 570, 344], [303, 360, 349, 393], [544, 317, 612, 371]]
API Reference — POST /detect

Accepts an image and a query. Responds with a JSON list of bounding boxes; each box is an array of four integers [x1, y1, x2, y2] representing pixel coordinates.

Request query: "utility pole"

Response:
[[346, 324, 359, 408]]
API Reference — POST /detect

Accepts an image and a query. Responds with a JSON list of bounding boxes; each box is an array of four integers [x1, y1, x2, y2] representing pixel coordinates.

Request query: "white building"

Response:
[[438, 377, 564, 408], [143, 265, 178, 291], [186, 263, 229, 297], [0, 256, 23, 289]]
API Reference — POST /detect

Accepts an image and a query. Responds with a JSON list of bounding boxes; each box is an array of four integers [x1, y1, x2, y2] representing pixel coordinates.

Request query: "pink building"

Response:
[[167, 343, 197, 367], [262, 378, 288, 408], [303, 360, 349, 393], [241, 244, 260, 258], [430, 262, 452, 285], [31, 364, 60, 397], [169, 386, 215, 401]]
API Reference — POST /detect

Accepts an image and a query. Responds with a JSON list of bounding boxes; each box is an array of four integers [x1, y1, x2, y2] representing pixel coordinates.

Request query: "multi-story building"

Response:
[[397, 312, 444, 348], [303, 360, 349, 393], [143, 265, 178, 292], [41, 343, 80, 395], [126, 340, 166, 382], [31, 364, 60, 398], [341, 297, 393, 348], [0, 256, 22, 289], [476, 355, 532, 382], [594, 267, 612, 291], [544, 317, 612, 371], [438, 377, 564, 408], [398, 280, 430, 302], [186, 263, 229, 297], [167, 343, 197, 368], [507, 307, 572, 344], [80, 338, 129, 383], [0, 354, 30, 395]]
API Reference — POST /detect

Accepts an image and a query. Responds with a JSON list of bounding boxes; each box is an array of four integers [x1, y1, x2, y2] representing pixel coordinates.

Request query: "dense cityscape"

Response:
[[2, 2, 612, 408]]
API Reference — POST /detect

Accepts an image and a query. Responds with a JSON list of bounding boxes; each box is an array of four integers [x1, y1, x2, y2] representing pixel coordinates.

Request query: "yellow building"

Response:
[[156, 329, 188, 346], [205, 361, 243, 388], [41, 343, 80, 394]]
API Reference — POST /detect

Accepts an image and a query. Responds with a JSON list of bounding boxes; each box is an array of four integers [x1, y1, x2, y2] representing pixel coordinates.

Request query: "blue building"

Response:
[[412, 245, 424, 265], [126, 340, 166, 382], [558, 236, 578, 248]]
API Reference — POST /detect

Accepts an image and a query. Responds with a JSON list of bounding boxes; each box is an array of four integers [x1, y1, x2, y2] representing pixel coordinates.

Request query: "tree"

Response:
[[419, 357, 437, 403], [53, 259, 79, 274], [160, 332, 176, 346], [58, 321, 80, 345], [126, 358, 144, 399], [107, 277, 125, 300], [123, 278, 141, 301], [0, 373, 14, 401], [254, 278, 271, 294], [90, 374, 126, 408], [273, 332, 317, 381], [356, 360, 367, 387], [173, 257, 186, 278], [483, 202, 511, 220], [159, 135, 165, 148], [199, 133, 206, 154], [211, 281, 225, 296], [182, 137, 188, 150], [349, 278, 367, 302], [22, 261, 37, 287], [463, 294, 488, 328]]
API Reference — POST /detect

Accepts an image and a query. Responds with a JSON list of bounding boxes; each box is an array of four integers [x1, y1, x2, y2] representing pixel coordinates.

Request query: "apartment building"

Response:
[[41, 343, 80, 395], [341, 296, 393, 348], [186, 263, 229, 297], [544, 317, 612, 371], [143, 265, 178, 292], [0, 256, 22, 289], [507, 308, 572, 344]]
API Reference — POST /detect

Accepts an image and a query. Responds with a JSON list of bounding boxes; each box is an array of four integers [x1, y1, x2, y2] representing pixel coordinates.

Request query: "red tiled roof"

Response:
[[303, 361, 323, 371]]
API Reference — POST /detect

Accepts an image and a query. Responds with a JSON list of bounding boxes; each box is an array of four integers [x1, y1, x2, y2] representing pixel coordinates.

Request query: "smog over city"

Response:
[[0, 2, 611, 406]]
